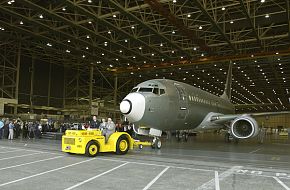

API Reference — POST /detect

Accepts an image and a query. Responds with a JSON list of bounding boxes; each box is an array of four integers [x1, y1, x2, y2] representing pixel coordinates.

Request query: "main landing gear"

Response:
[[151, 137, 161, 149], [224, 132, 239, 143]]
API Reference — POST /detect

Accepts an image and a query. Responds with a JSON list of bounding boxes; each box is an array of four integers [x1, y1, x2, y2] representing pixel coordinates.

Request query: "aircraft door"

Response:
[[174, 84, 189, 119]]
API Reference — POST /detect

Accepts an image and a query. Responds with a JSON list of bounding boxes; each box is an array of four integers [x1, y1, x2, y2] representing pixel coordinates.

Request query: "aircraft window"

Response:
[[153, 88, 159, 95], [131, 88, 138, 92], [139, 87, 153, 92], [160, 89, 165, 95]]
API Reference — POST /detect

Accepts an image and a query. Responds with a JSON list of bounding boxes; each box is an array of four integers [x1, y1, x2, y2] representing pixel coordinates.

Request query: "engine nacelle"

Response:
[[230, 116, 259, 139]]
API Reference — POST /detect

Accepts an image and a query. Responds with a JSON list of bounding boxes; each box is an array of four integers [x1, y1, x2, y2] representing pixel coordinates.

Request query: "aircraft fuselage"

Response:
[[120, 79, 235, 131]]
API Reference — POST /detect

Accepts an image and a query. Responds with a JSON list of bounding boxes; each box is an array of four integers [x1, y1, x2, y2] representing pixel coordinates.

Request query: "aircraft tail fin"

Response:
[[220, 60, 233, 100]]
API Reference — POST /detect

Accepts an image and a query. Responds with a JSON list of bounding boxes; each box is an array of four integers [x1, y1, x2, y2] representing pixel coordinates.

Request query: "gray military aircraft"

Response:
[[120, 62, 288, 148]]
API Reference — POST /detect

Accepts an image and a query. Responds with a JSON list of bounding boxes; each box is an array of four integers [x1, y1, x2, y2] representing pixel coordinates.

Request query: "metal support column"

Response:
[[63, 66, 66, 108], [14, 43, 21, 115], [29, 57, 34, 113], [47, 62, 52, 107], [113, 75, 118, 120], [76, 69, 79, 106], [89, 65, 93, 113]]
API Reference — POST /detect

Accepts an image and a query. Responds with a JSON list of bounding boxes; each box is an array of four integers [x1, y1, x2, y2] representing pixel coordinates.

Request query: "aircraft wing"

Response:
[[210, 111, 290, 125]]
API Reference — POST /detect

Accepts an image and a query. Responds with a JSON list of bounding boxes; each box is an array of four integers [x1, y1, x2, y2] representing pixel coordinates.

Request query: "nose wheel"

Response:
[[151, 137, 161, 149]]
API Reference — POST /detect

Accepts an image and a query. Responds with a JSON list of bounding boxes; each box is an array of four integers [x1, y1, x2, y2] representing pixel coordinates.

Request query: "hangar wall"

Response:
[[256, 114, 290, 129]]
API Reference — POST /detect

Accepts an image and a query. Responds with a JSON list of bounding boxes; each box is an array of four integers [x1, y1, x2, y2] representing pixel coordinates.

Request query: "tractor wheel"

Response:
[[116, 135, 129, 155], [85, 141, 99, 157]]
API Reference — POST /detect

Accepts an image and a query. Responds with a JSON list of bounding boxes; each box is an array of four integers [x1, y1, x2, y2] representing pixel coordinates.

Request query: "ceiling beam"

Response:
[[0, 20, 109, 70], [238, 0, 263, 49], [191, 0, 238, 54], [142, 0, 209, 55], [109, 0, 192, 58], [20, 0, 150, 63], [112, 48, 290, 73], [286, 0, 290, 40], [65, 0, 172, 60], [0, 6, 123, 66]]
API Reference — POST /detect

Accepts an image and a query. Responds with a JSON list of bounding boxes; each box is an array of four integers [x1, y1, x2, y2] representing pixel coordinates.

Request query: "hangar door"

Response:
[[174, 84, 189, 119]]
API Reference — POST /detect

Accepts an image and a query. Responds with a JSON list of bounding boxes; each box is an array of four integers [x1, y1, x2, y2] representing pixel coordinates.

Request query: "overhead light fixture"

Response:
[[86, 35, 90, 38], [82, 55, 86, 58], [221, 7, 225, 11], [88, 21, 92, 24], [0, 27, 4, 31], [230, 21, 234, 24], [119, 50, 122, 53], [110, 64, 113, 67], [113, 14, 116, 18], [187, 14, 191, 18], [265, 14, 269, 18], [39, 14, 44, 19], [199, 26, 203, 30], [108, 31, 111, 34], [172, 30, 175, 34], [131, 26, 135, 29], [20, 21, 24, 25], [88, 0, 92, 3], [86, 47, 89, 49], [193, 47, 197, 51], [151, 53, 155, 56], [101, 53, 104, 56], [62, 7, 66, 11], [139, 47, 142, 50], [65, 49, 70, 53], [46, 43, 52, 47], [144, 61, 146, 63], [201, 53, 204, 56], [173, 0, 176, 3], [133, 56, 136, 59], [261, 0, 265, 2], [124, 39, 128, 42], [275, 52, 279, 55], [160, 43, 163, 47], [67, 39, 71, 43], [171, 50, 175, 53], [115, 58, 118, 61]]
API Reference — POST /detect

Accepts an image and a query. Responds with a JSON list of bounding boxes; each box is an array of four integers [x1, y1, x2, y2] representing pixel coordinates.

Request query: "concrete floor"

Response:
[[0, 133, 289, 190]]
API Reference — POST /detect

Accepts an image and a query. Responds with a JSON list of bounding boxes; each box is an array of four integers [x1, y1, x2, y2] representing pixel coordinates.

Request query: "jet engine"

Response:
[[230, 116, 259, 139]]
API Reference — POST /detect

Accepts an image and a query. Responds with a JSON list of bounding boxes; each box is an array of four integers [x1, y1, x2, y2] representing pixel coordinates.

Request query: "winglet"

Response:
[[221, 61, 233, 100]]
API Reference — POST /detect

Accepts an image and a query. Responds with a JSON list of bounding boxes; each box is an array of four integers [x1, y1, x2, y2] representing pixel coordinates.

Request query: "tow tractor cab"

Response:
[[62, 129, 151, 157]]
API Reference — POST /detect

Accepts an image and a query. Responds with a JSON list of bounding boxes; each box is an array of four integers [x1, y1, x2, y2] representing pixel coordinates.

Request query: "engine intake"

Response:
[[230, 116, 259, 139]]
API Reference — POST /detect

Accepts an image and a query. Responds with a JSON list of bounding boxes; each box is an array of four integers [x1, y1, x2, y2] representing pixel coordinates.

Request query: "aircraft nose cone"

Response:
[[120, 99, 132, 114], [120, 93, 145, 122]]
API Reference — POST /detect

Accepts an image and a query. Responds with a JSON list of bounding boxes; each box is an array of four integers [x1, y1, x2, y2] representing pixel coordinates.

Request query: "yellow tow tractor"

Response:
[[62, 130, 151, 156]]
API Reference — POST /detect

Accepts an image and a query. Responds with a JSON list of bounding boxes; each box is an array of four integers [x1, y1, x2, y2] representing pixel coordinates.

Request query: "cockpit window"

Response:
[[131, 88, 138, 92], [153, 88, 159, 95], [138, 87, 153, 92], [160, 89, 165, 95]]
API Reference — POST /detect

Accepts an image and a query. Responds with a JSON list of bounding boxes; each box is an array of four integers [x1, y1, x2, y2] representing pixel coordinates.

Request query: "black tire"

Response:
[[85, 141, 99, 157], [184, 133, 189, 142], [116, 135, 129, 155], [224, 133, 230, 143], [176, 131, 181, 142], [156, 139, 161, 149]]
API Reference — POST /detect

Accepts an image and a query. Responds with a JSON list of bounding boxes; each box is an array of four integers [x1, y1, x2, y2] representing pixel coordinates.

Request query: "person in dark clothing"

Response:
[[0, 119, 4, 139], [90, 115, 100, 129], [22, 122, 28, 139]]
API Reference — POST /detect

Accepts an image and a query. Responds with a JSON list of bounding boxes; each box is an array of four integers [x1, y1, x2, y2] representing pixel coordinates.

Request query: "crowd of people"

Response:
[[0, 115, 134, 141]]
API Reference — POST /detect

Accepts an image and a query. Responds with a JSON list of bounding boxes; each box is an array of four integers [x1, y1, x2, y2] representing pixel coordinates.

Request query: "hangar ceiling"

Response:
[[0, 0, 289, 112]]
